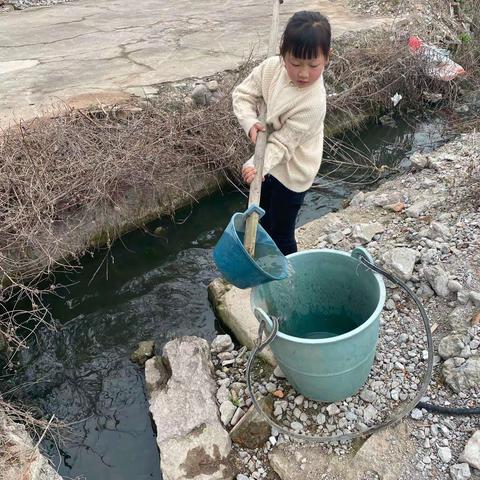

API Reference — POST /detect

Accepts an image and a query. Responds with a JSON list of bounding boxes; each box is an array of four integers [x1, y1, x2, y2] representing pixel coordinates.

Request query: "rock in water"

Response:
[[230, 396, 273, 449], [147, 336, 232, 480], [131, 340, 155, 366]]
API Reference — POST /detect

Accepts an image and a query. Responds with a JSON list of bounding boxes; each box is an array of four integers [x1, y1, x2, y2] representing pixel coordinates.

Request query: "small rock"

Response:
[[230, 407, 246, 426], [429, 221, 452, 240], [373, 192, 402, 207], [438, 334, 468, 359], [360, 389, 377, 403], [458, 290, 471, 305], [410, 152, 429, 170], [460, 431, 480, 470], [130, 340, 155, 366], [206, 80, 219, 91], [346, 411, 357, 421], [382, 247, 417, 281], [211, 334, 234, 353], [411, 408, 423, 420], [424, 265, 450, 298], [438, 446, 452, 463], [448, 280, 463, 293], [327, 231, 345, 245], [385, 299, 396, 311], [291, 421, 303, 431], [469, 292, 480, 307], [294, 395, 304, 406], [273, 366, 286, 378], [316, 413, 326, 425], [406, 200, 430, 218], [265, 382, 277, 393], [449, 463, 471, 480], [442, 356, 480, 393], [230, 396, 273, 448], [191, 83, 212, 107], [217, 384, 230, 404], [350, 191, 365, 207], [352, 222, 385, 244], [272, 390, 284, 398], [220, 401, 237, 426], [326, 404, 340, 416], [363, 404, 378, 422]]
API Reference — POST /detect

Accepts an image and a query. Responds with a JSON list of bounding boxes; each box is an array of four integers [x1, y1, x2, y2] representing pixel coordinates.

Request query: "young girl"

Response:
[[232, 11, 331, 255]]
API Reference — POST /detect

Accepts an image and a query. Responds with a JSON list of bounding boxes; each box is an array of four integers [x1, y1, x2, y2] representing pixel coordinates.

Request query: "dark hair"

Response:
[[280, 11, 331, 60]]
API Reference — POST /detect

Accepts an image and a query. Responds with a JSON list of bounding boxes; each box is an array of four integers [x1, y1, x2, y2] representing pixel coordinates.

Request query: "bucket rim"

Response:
[[229, 211, 289, 282], [251, 248, 386, 344]]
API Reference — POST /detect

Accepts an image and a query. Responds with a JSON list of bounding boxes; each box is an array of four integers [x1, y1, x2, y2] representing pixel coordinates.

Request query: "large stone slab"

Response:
[[146, 336, 233, 480], [0, 0, 394, 128], [270, 422, 417, 480], [208, 278, 276, 366]]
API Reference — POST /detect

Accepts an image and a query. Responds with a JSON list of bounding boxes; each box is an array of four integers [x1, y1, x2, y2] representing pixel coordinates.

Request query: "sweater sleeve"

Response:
[[232, 61, 266, 137], [263, 105, 324, 174]]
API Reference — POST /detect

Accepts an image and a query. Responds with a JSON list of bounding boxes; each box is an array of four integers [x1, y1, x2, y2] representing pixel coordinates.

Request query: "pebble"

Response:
[[363, 404, 378, 422], [316, 413, 326, 425], [326, 404, 340, 416], [230, 408, 245, 426], [291, 421, 303, 431], [450, 463, 471, 480], [411, 408, 423, 420], [359, 389, 377, 403], [438, 446, 452, 463]]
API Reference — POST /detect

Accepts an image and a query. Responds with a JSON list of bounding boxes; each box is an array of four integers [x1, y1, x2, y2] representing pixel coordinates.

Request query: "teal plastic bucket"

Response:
[[251, 247, 386, 402], [213, 205, 289, 289]]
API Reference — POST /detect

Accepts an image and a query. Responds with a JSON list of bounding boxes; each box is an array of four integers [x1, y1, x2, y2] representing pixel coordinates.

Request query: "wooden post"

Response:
[[244, 0, 282, 257]]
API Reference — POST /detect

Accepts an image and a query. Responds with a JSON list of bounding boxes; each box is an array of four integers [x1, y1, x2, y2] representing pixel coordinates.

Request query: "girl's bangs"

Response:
[[288, 29, 321, 60]]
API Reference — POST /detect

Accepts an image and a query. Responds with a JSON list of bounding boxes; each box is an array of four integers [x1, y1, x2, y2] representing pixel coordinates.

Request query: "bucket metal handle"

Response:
[[351, 246, 375, 264], [253, 307, 278, 352]]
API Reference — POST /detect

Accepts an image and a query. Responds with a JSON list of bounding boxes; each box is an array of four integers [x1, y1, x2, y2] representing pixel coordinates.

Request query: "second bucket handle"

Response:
[[253, 307, 279, 352], [351, 245, 375, 264]]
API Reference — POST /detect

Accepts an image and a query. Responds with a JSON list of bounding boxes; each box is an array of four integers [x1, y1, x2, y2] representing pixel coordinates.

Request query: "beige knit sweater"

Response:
[[232, 55, 326, 193]]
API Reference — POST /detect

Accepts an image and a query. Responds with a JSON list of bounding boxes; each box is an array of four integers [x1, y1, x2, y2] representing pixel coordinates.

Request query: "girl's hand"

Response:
[[248, 122, 266, 144], [242, 166, 257, 185]]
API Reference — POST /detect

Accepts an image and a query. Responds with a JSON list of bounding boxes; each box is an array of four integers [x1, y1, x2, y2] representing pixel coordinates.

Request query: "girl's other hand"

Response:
[[248, 122, 266, 144], [242, 166, 257, 185]]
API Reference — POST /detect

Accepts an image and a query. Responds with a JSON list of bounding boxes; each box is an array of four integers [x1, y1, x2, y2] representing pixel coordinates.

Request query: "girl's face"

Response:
[[283, 51, 330, 88]]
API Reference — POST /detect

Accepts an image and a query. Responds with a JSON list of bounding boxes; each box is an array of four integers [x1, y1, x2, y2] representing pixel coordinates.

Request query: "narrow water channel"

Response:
[[5, 116, 450, 480]]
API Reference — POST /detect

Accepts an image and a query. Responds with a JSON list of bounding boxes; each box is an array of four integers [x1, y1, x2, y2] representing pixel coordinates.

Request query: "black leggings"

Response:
[[259, 175, 306, 256]]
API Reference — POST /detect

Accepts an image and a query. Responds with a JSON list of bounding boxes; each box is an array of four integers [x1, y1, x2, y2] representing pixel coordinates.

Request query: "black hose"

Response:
[[417, 402, 480, 415]]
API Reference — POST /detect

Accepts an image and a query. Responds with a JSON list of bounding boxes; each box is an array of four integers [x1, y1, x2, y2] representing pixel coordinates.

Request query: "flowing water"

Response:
[[3, 116, 451, 479]]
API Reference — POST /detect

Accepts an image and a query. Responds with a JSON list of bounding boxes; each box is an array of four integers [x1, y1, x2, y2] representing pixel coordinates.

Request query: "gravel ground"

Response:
[[346, 0, 422, 17], [211, 132, 480, 480], [0, 0, 74, 11]]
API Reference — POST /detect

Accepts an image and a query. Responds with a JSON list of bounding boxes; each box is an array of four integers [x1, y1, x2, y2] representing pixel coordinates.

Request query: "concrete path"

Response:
[[0, 0, 393, 128]]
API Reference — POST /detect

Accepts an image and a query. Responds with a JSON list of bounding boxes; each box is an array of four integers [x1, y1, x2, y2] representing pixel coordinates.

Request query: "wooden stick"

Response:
[[244, 0, 282, 257]]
